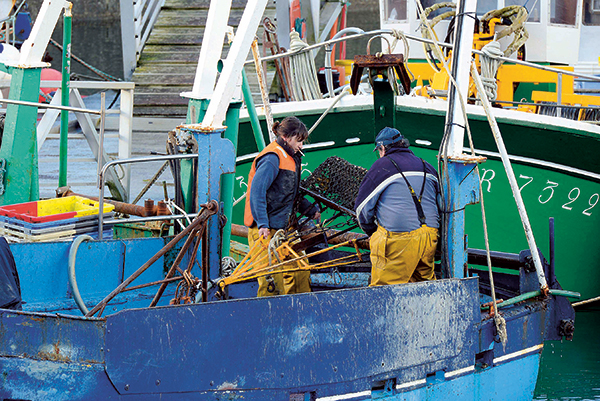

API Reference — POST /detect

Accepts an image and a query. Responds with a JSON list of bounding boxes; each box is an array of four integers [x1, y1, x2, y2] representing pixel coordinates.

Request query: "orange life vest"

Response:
[[244, 141, 298, 228]]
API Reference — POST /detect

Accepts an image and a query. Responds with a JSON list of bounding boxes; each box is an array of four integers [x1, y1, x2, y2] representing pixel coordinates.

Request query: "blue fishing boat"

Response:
[[0, 0, 577, 399]]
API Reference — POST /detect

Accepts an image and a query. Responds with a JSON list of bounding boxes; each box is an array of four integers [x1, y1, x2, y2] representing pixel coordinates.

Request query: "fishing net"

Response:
[[301, 156, 367, 212]]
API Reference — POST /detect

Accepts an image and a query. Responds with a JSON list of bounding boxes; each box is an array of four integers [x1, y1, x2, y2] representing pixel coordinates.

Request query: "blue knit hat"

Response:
[[374, 127, 405, 151]]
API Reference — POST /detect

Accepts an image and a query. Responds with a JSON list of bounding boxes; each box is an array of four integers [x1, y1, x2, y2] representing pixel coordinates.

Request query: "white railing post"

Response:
[[120, 0, 137, 80], [118, 86, 134, 201], [557, 72, 563, 118]]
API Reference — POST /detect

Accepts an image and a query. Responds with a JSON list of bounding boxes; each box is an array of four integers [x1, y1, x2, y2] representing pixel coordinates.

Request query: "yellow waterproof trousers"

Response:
[[369, 225, 438, 286], [248, 227, 311, 297]]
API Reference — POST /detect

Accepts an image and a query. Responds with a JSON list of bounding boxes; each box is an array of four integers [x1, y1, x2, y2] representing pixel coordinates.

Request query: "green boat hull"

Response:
[[233, 99, 600, 301]]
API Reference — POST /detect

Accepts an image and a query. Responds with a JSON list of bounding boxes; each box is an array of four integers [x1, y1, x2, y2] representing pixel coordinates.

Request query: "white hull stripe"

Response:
[[239, 140, 600, 182], [493, 343, 544, 364], [316, 344, 544, 400], [236, 141, 337, 163], [316, 390, 371, 401]]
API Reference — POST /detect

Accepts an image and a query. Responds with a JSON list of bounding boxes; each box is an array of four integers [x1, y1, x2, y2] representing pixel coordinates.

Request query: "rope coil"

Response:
[[479, 41, 504, 102], [289, 31, 322, 101]]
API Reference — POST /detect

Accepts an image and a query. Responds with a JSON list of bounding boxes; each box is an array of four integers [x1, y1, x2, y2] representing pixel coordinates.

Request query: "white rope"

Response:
[[476, 154, 508, 351], [221, 256, 237, 277], [289, 31, 322, 101], [389, 29, 415, 82], [267, 229, 286, 266], [251, 39, 275, 142], [479, 41, 504, 102], [481, 5, 529, 57]]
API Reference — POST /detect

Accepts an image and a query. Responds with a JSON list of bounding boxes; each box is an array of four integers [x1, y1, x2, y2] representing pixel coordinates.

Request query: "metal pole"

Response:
[[58, 4, 72, 187], [97, 92, 106, 240], [241, 68, 267, 151], [443, 0, 477, 156], [557, 73, 562, 118], [0, 97, 100, 113], [221, 101, 242, 257]]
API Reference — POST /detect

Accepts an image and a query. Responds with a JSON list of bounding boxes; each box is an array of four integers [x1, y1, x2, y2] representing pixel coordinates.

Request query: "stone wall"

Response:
[[25, 0, 120, 21]]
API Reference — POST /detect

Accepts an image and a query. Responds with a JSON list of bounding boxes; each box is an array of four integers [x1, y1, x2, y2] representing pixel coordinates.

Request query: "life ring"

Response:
[[40, 67, 61, 102]]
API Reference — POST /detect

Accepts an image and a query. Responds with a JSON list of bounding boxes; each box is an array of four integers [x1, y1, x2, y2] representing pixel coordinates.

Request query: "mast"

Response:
[[440, 0, 482, 278]]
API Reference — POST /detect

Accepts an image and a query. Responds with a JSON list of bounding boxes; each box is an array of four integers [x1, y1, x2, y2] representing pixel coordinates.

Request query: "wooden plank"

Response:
[[146, 27, 205, 45], [162, 0, 275, 10], [134, 64, 198, 74], [134, 105, 189, 117], [133, 73, 195, 85], [154, 9, 245, 27], [134, 93, 190, 106], [134, 85, 192, 94], [142, 44, 202, 54], [148, 26, 269, 45], [138, 50, 200, 63], [139, 51, 203, 64]]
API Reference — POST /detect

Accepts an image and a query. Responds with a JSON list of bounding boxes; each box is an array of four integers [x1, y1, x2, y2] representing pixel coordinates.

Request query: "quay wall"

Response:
[[26, 0, 119, 21]]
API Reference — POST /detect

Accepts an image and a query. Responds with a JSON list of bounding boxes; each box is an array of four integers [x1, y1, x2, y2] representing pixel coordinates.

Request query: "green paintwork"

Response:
[[59, 12, 72, 187], [234, 102, 600, 301], [186, 98, 210, 125], [513, 82, 555, 103], [221, 101, 242, 257], [373, 79, 396, 135], [241, 68, 266, 151], [0, 66, 42, 205]]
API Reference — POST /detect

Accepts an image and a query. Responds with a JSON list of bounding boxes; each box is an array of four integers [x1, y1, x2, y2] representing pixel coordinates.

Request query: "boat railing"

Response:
[[97, 153, 200, 240], [120, 0, 166, 80], [254, 28, 600, 114], [0, 80, 135, 201]]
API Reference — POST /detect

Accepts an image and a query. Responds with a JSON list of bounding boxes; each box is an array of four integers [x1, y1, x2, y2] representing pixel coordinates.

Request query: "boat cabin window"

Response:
[[385, 0, 407, 21], [418, 0, 454, 17], [476, 0, 499, 17], [551, 0, 578, 24], [505, 0, 541, 21], [584, 0, 600, 24]]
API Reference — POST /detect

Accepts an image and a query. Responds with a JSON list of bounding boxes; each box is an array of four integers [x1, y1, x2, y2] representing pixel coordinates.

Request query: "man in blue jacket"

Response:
[[355, 127, 441, 286]]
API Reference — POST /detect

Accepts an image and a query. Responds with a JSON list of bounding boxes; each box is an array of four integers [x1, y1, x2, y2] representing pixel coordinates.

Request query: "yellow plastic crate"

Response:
[[0, 196, 115, 223]]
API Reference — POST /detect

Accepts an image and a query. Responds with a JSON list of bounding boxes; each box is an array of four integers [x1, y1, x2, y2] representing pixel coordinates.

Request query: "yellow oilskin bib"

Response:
[[369, 225, 438, 286], [248, 226, 311, 297]]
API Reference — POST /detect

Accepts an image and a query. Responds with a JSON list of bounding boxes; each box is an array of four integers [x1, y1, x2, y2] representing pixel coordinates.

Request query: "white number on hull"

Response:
[[518, 174, 533, 193], [583, 194, 600, 216], [562, 188, 581, 210], [539, 181, 559, 204]]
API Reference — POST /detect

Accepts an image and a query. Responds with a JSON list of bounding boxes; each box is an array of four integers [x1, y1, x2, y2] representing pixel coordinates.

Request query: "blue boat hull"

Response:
[[0, 275, 558, 400]]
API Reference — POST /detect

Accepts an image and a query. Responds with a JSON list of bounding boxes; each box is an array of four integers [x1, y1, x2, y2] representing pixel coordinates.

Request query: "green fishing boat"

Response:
[[225, 0, 600, 302]]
